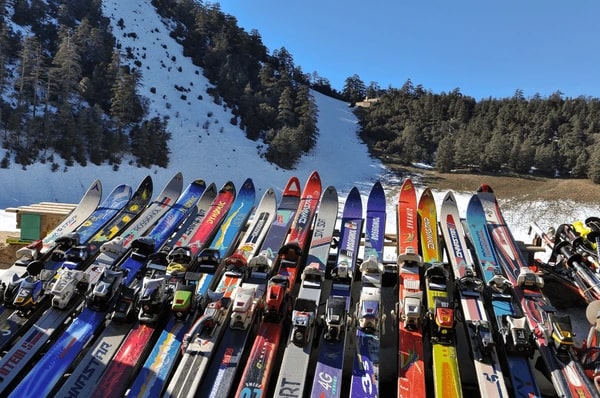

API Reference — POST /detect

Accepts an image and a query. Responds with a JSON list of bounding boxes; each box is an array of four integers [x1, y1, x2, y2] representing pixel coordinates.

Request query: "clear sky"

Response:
[[214, 1, 600, 100]]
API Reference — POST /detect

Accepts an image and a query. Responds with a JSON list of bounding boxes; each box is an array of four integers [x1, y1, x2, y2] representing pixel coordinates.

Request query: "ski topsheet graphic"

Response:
[[420, 187, 462, 398], [235, 171, 322, 398], [6, 173, 184, 397], [310, 186, 363, 398], [197, 176, 301, 398], [273, 185, 338, 398], [440, 191, 510, 397], [478, 184, 597, 397]]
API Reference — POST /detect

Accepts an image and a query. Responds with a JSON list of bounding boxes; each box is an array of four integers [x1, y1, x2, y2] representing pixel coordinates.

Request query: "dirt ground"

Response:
[[395, 166, 600, 204]]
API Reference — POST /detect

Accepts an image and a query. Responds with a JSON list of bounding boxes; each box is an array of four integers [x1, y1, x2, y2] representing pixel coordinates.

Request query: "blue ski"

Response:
[[6, 173, 184, 397], [466, 194, 541, 397]]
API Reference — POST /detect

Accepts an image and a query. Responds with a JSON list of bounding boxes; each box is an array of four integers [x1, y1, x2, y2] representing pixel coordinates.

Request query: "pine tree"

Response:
[[435, 135, 454, 172], [78, 104, 106, 164], [276, 86, 296, 127], [110, 66, 143, 134], [266, 126, 301, 169], [15, 36, 42, 108], [342, 74, 366, 104], [49, 28, 82, 105], [295, 85, 317, 152], [587, 141, 600, 183]]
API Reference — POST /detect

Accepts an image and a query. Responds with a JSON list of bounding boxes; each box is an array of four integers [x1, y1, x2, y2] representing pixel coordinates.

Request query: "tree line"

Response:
[[355, 81, 600, 183]]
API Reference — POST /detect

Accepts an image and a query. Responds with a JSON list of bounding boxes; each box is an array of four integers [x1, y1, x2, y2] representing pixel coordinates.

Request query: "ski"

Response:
[[0, 183, 132, 345], [0, 176, 155, 392], [366, 181, 386, 261], [5, 178, 103, 273], [529, 221, 599, 303], [395, 178, 426, 398], [196, 176, 302, 398], [53, 179, 209, 397], [235, 170, 322, 398], [158, 178, 256, 398], [6, 172, 184, 397], [350, 182, 387, 398], [466, 194, 541, 397], [420, 187, 462, 398], [477, 184, 597, 397], [167, 182, 219, 249], [439, 191, 510, 397], [272, 185, 339, 398], [552, 222, 600, 302], [94, 180, 231, 398], [310, 186, 363, 398], [85, 182, 218, 398]]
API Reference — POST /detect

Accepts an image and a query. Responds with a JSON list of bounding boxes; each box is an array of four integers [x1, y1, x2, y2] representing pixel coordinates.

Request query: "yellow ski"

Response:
[[419, 188, 462, 397]]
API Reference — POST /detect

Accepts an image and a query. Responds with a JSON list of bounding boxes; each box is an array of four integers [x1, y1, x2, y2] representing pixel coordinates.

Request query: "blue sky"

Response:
[[214, 1, 600, 100]]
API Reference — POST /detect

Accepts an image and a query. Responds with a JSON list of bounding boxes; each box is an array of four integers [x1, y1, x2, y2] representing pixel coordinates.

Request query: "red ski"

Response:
[[235, 171, 322, 398]]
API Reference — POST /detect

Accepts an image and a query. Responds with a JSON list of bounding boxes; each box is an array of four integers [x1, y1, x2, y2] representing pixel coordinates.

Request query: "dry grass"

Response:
[[388, 165, 600, 204]]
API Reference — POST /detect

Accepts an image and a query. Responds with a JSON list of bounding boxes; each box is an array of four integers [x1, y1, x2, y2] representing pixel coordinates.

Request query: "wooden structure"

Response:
[[5, 202, 77, 242]]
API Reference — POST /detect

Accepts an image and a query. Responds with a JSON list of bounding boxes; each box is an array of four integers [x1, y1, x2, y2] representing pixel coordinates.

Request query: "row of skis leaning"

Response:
[[0, 171, 599, 397]]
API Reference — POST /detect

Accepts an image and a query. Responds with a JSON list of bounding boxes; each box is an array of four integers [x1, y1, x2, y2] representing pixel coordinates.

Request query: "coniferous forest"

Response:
[[2, 0, 600, 183]]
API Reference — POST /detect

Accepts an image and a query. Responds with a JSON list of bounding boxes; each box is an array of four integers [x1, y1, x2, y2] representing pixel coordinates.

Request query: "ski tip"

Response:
[[221, 181, 236, 193], [139, 175, 153, 186], [308, 170, 321, 181], [241, 177, 254, 190], [304, 171, 322, 195], [442, 190, 456, 203], [467, 193, 483, 209], [172, 171, 184, 182], [191, 179, 206, 188], [401, 178, 414, 189], [283, 176, 302, 197], [89, 179, 102, 193], [419, 187, 435, 204], [323, 185, 338, 198], [204, 182, 218, 195], [477, 183, 493, 193], [348, 186, 361, 198], [368, 181, 385, 198]]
